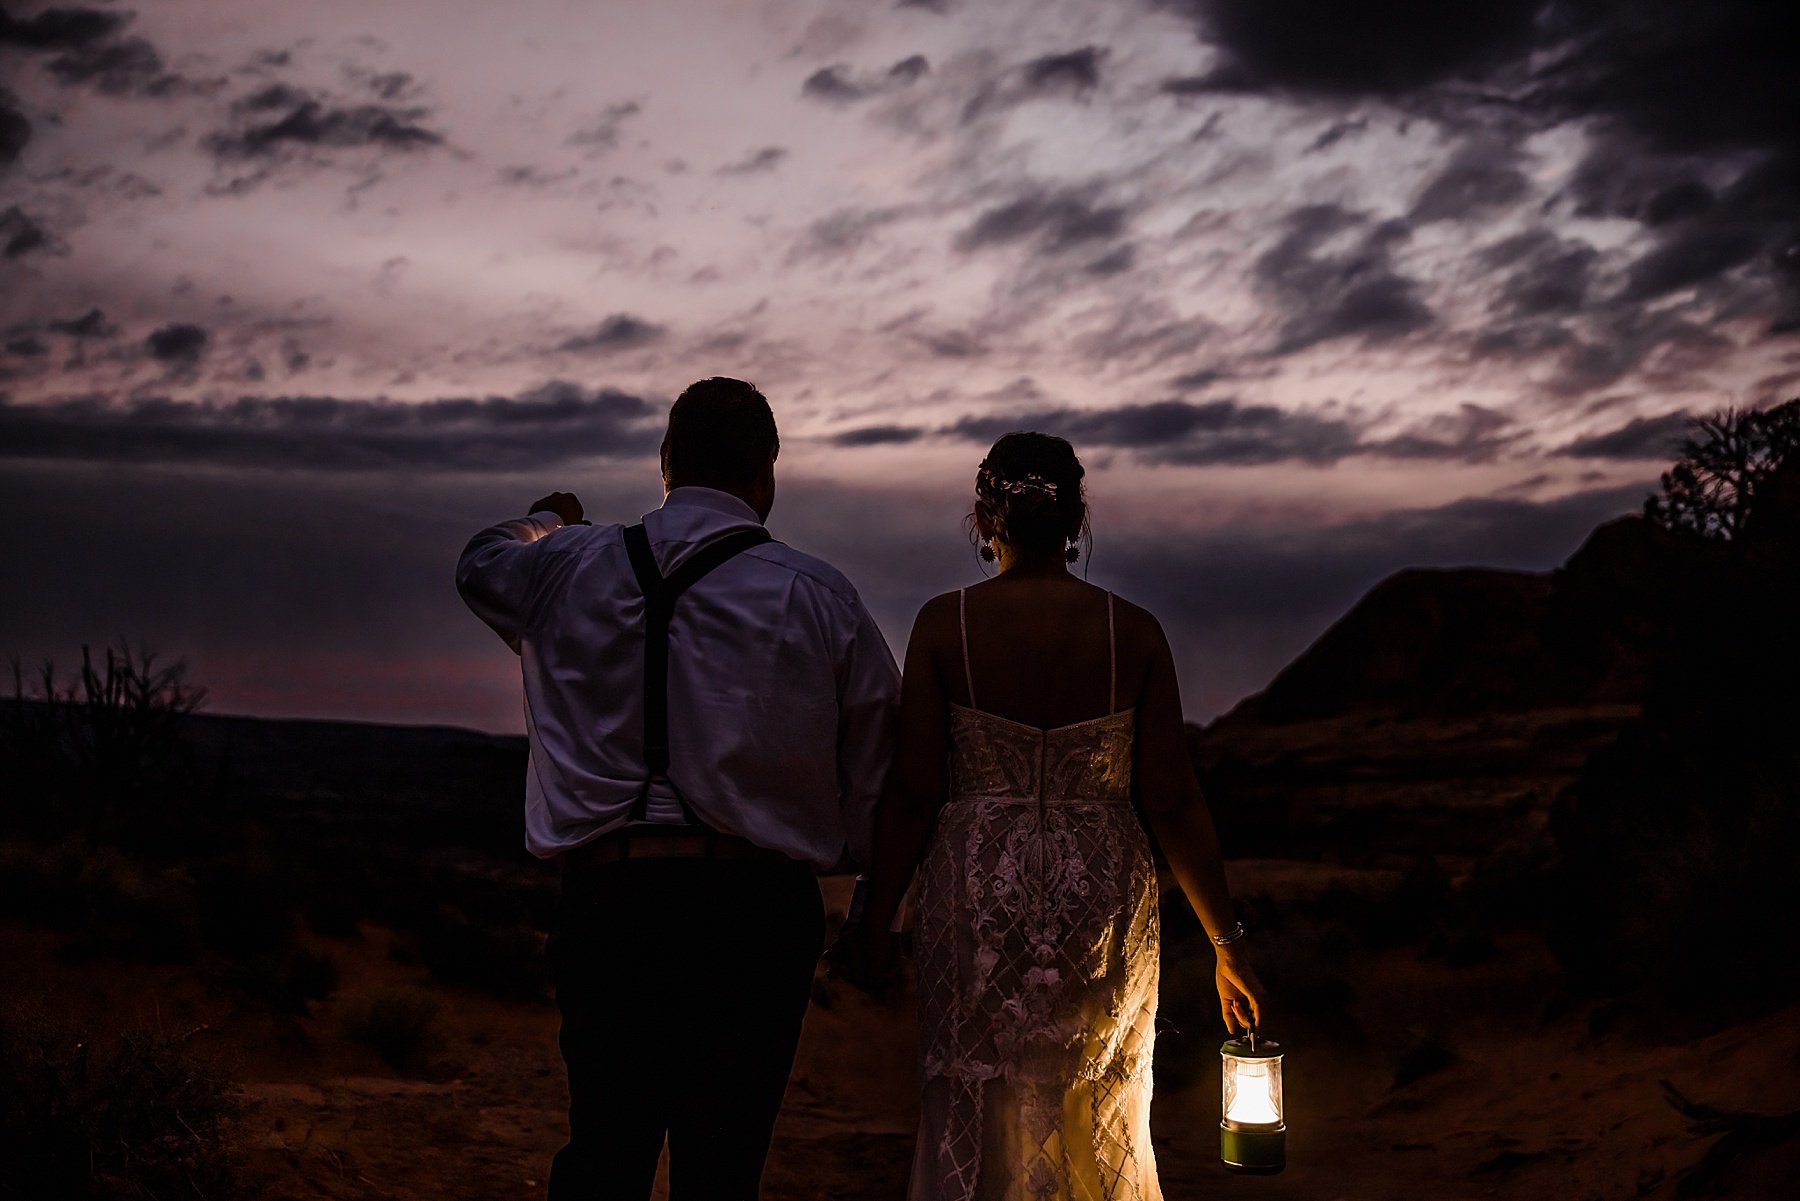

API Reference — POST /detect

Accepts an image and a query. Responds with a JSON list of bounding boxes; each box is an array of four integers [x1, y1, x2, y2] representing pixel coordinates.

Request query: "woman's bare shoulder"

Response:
[[1103, 591, 1171, 655], [908, 589, 965, 646]]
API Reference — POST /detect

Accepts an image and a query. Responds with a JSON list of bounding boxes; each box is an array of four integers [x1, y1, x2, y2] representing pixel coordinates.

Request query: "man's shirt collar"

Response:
[[661, 486, 761, 524]]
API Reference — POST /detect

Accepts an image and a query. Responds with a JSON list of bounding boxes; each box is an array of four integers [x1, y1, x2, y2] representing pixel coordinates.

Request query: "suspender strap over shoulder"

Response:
[[621, 522, 773, 821]]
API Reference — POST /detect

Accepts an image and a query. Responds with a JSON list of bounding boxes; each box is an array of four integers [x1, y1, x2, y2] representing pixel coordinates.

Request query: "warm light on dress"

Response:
[[1220, 1035, 1286, 1174]]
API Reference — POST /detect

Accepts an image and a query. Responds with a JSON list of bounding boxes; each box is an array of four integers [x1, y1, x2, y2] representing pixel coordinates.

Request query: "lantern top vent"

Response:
[[1220, 1036, 1282, 1060]]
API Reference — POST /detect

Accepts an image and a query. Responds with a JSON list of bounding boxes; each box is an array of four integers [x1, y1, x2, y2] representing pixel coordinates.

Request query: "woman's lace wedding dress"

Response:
[[910, 590, 1162, 1201]]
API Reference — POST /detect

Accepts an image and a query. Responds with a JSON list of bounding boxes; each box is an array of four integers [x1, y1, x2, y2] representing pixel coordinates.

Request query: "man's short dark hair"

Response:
[[662, 377, 779, 490]]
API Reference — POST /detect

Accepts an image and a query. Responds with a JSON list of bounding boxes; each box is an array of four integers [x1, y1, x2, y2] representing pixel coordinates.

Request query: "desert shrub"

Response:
[[0, 837, 201, 962], [217, 947, 339, 1014], [342, 987, 442, 1072], [0, 1004, 240, 1201], [412, 904, 549, 1001]]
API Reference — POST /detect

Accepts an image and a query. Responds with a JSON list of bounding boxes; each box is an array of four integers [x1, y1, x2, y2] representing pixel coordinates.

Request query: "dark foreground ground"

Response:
[[7, 863, 1798, 1201]]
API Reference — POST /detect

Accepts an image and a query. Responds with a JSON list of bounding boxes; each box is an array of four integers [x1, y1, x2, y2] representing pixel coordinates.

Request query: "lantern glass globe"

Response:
[[1223, 1056, 1282, 1127]]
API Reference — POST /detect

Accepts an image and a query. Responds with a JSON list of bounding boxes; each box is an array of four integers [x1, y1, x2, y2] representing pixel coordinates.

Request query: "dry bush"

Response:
[[0, 1004, 241, 1200], [2, 645, 208, 843], [342, 987, 443, 1072]]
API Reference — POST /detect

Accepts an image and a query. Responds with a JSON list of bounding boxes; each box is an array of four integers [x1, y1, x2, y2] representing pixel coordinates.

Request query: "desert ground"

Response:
[[7, 857, 1797, 1201]]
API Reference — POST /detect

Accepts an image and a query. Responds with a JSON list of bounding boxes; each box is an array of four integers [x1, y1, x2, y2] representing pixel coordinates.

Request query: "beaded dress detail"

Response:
[[909, 590, 1162, 1201]]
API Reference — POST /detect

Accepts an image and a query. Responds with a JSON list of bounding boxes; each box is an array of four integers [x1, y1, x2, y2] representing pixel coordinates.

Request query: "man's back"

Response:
[[456, 485, 899, 867]]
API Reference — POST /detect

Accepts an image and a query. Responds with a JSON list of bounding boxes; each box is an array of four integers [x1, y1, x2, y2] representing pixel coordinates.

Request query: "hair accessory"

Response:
[[981, 467, 1059, 499]]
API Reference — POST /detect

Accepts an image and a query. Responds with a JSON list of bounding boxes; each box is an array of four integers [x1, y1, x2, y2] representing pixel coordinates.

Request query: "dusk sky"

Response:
[[3, 0, 1797, 731]]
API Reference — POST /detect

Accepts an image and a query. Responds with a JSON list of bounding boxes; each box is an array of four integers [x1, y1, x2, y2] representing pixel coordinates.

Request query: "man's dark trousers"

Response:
[[545, 853, 825, 1200]]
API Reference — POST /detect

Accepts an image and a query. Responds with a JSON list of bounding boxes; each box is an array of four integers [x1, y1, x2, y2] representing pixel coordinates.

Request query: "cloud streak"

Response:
[[0, 383, 664, 471]]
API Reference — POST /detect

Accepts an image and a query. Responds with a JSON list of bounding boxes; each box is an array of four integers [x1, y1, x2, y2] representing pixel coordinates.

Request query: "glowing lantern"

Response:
[[1220, 1033, 1285, 1174]]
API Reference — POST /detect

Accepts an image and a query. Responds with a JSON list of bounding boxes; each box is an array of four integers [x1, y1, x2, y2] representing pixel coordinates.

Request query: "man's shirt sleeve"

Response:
[[455, 511, 565, 652], [834, 590, 902, 871]]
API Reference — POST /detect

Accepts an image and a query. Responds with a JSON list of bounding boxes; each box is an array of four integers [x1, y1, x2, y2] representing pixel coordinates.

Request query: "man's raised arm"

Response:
[[454, 491, 583, 652]]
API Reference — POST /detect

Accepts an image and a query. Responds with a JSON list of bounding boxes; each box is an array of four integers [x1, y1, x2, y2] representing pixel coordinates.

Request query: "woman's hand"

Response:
[[1215, 945, 1266, 1034]]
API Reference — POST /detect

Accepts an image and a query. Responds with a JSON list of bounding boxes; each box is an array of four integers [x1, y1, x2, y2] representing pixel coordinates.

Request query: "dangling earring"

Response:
[[1065, 541, 1080, 563], [979, 543, 997, 563]]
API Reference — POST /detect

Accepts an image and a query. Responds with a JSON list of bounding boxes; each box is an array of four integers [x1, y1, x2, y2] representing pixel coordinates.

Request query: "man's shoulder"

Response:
[[749, 541, 865, 606]]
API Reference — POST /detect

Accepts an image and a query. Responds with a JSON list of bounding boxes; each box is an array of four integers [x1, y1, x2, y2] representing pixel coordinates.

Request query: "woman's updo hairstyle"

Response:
[[971, 431, 1089, 558]]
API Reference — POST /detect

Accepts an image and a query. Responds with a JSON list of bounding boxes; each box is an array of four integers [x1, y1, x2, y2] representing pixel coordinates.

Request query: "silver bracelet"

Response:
[[1210, 921, 1246, 947]]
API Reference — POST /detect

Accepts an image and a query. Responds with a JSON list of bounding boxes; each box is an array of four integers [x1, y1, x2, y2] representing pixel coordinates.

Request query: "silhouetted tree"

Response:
[[1645, 398, 1800, 541]]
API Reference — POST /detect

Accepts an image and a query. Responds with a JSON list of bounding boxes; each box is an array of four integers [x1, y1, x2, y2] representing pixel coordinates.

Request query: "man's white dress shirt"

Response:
[[456, 487, 900, 870]]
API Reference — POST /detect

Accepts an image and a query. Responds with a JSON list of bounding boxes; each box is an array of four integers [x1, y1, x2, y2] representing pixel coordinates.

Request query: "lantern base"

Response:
[[1220, 1123, 1286, 1174]]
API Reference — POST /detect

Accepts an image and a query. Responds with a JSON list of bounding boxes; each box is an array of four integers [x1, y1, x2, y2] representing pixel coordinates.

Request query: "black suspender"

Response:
[[621, 522, 773, 824]]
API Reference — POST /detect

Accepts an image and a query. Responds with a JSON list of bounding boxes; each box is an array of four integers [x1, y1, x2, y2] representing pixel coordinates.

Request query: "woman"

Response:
[[844, 432, 1268, 1200]]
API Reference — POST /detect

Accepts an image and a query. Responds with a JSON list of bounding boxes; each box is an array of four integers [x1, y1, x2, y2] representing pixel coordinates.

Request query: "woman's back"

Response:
[[931, 574, 1150, 730], [910, 575, 1164, 1201]]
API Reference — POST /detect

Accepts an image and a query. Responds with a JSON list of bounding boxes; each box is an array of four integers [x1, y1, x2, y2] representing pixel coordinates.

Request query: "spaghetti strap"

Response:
[[1107, 591, 1117, 714], [959, 587, 977, 708]]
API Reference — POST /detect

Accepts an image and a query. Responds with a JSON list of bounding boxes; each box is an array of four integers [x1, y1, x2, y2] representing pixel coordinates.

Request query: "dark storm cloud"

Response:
[[0, 205, 57, 258], [1408, 140, 1530, 224], [959, 47, 1109, 124], [1169, 0, 1800, 330], [46, 34, 181, 96], [1170, 368, 1228, 391], [1554, 412, 1691, 461], [1484, 231, 1597, 318], [566, 101, 641, 154], [0, 382, 664, 472], [555, 314, 666, 354], [1159, 0, 1540, 97], [831, 424, 924, 447], [5, 335, 47, 356], [801, 56, 930, 106], [0, 6, 186, 96], [841, 397, 1528, 467], [1084, 245, 1135, 276], [47, 308, 115, 338], [1361, 404, 1519, 463], [944, 399, 1367, 466], [789, 205, 910, 262], [715, 146, 788, 176], [955, 191, 1128, 256], [1305, 117, 1369, 154], [0, 5, 124, 49], [145, 322, 207, 365], [1255, 205, 1433, 355], [0, 92, 30, 166], [1021, 47, 1105, 95], [1620, 225, 1761, 302], [207, 82, 442, 161]]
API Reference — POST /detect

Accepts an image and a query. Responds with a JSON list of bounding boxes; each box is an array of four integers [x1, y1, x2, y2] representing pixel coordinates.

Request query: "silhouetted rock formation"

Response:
[[1190, 515, 1690, 865], [1552, 471, 1800, 1005], [1222, 515, 1687, 728]]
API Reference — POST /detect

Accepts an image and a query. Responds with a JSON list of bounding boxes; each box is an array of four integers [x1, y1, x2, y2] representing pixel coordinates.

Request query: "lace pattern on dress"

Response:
[[911, 697, 1162, 1201]]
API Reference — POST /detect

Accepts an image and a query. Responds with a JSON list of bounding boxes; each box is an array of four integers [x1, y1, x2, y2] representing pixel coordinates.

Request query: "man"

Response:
[[456, 377, 899, 1199]]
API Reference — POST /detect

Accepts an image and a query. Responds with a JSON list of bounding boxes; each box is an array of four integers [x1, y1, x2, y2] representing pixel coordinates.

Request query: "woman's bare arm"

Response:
[[1134, 611, 1266, 1032], [861, 597, 953, 937]]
